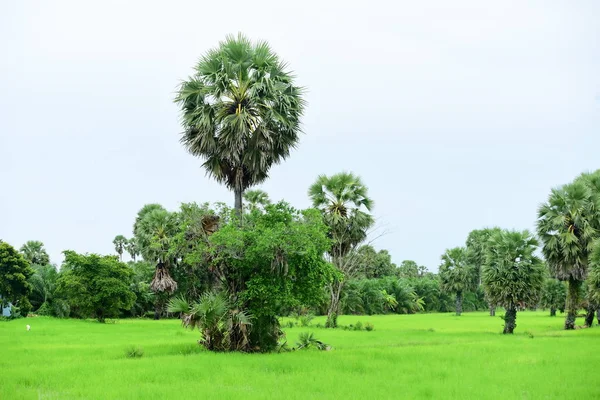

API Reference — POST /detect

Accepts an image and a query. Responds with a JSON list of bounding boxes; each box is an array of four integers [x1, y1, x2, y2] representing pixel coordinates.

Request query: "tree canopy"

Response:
[[0, 241, 34, 316]]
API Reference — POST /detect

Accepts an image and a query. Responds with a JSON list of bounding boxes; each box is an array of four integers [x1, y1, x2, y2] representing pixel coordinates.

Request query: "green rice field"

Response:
[[1, 312, 598, 399]]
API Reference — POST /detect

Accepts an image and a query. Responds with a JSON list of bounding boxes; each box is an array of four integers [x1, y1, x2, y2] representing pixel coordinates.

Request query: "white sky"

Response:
[[1, 0, 599, 271]]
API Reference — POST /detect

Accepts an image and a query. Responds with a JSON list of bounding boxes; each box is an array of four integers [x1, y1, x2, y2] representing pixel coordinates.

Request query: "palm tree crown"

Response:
[[19, 240, 50, 265], [175, 33, 305, 213]]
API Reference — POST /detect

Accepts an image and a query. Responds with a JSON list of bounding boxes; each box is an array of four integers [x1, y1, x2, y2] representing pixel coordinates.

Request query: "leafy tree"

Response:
[[134, 208, 179, 319], [540, 278, 567, 316], [0, 241, 34, 316], [28, 264, 60, 314], [19, 240, 50, 266], [439, 247, 475, 316], [355, 245, 396, 279], [308, 172, 374, 327], [112, 235, 127, 261], [56, 251, 135, 322], [125, 238, 139, 261], [482, 230, 544, 334], [244, 189, 271, 212], [396, 260, 420, 279], [537, 181, 597, 329], [175, 34, 305, 215]]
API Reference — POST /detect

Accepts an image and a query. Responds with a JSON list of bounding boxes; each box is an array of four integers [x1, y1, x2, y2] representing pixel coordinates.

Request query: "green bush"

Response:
[[124, 346, 144, 358], [365, 322, 374, 331]]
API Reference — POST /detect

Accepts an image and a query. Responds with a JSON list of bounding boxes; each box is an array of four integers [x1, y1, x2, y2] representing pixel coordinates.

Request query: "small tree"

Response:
[[439, 247, 475, 316], [57, 251, 135, 322], [0, 241, 34, 316], [540, 278, 567, 316], [112, 235, 127, 261], [482, 230, 544, 334]]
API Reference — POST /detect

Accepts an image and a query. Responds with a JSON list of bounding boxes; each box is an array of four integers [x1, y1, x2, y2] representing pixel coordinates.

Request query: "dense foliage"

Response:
[[439, 247, 476, 316], [0, 241, 34, 317]]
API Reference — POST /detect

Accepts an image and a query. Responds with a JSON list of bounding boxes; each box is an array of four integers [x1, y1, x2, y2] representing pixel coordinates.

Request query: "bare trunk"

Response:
[[564, 278, 581, 330], [326, 281, 343, 328], [503, 304, 517, 334], [455, 291, 463, 316], [234, 187, 243, 218], [584, 306, 594, 327], [489, 305, 496, 316]]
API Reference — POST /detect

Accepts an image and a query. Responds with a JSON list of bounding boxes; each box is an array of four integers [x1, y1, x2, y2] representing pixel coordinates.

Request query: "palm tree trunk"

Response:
[[565, 278, 581, 330], [489, 305, 496, 316], [455, 291, 463, 316], [596, 308, 600, 325], [326, 280, 343, 328], [503, 304, 517, 334], [584, 305, 594, 327], [550, 307, 556, 317], [234, 187, 243, 217]]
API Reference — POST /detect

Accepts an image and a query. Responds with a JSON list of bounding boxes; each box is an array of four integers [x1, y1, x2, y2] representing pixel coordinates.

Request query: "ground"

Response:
[[1, 312, 598, 399]]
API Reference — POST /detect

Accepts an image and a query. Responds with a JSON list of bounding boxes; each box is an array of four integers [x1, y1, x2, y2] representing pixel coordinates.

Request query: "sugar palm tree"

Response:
[[175, 34, 305, 215], [136, 209, 179, 319], [537, 182, 597, 329], [19, 240, 50, 265], [308, 172, 374, 327], [125, 238, 139, 261], [439, 247, 476, 316], [243, 189, 271, 211], [587, 240, 600, 325], [112, 235, 127, 261], [482, 230, 544, 334], [541, 278, 567, 316]]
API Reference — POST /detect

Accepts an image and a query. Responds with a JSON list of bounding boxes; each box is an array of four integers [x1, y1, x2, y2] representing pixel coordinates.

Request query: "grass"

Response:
[[1, 312, 599, 399]]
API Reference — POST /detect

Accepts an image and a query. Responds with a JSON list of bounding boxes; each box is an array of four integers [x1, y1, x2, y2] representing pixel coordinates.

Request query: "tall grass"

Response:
[[0, 312, 598, 399]]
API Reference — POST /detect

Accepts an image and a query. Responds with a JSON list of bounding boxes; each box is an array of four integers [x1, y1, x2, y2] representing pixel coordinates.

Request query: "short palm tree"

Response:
[[482, 230, 544, 334], [112, 235, 127, 261], [175, 34, 305, 215], [243, 189, 271, 211], [308, 172, 374, 327], [19, 241, 50, 265], [537, 181, 597, 329], [439, 247, 476, 316], [168, 292, 252, 351]]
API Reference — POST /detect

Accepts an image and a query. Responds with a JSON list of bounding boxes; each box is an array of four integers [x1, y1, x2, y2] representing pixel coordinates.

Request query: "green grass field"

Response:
[[1, 312, 598, 399]]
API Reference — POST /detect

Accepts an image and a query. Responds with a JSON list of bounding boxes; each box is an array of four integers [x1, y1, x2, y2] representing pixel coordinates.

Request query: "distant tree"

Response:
[[243, 189, 271, 212], [28, 264, 59, 314], [57, 251, 135, 322], [112, 235, 127, 261], [537, 182, 596, 329], [482, 230, 544, 334], [396, 260, 420, 279], [125, 238, 139, 261], [135, 208, 179, 319], [540, 279, 567, 317], [175, 34, 305, 215], [355, 246, 396, 279], [19, 240, 50, 266], [439, 247, 475, 316], [309, 172, 374, 327], [0, 242, 34, 316], [465, 227, 503, 315]]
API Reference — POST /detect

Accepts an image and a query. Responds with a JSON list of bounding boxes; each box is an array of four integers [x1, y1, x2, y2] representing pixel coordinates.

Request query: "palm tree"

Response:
[[28, 264, 59, 313], [308, 172, 374, 327], [243, 189, 271, 211], [125, 238, 139, 261], [175, 34, 305, 215], [587, 240, 600, 326], [541, 278, 567, 316], [537, 182, 597, 329], [135, 209, 179, 319], [482, 230, 544, 334], [465, 227, 502, 315], [439, 247, 476, 316], [112, 235, 127, 261], [19, 240, 50, 265]]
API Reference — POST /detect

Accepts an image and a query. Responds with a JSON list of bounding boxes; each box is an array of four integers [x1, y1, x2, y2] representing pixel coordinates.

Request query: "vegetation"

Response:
[[481, 230, 544, 333], [439, 247, 475, 316], [541, 279, 567, 317], [0, 241, 34, 317], [56, 251, 135, 322], [1, 313, 599, 399], [175, 34, 305, 215], [112, 235, 127, 261], [19, 240, 50, 266], [309, 172, 374, 327]]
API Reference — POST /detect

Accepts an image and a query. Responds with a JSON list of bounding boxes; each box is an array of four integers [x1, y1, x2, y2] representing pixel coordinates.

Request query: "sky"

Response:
[[1, 0, 599, 271]]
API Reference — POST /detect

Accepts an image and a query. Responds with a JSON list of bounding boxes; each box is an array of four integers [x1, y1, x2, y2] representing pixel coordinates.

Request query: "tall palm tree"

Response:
[[465, 227, 502, 315], [537, 181, 597, 329], [175, 34, 305, 215], [135, 209, 179, 319], [19, 240, 50, 265], [439, 247, 476, 316], [112, 235, 127, 261], [243, 189, 271, 211], [308, 172, 374, 327], [482, 230, 544, 334]]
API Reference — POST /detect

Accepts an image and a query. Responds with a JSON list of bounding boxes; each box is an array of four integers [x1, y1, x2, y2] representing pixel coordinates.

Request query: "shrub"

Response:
[[295, 332, 330, 351], [365, 322, 374, 331], [354, 321, 363, 331], [125, 346, 144, 358], [299, 314, 314, 327]]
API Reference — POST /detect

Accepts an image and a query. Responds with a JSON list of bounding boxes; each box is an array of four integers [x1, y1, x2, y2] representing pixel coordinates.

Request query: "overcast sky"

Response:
[[1, 0, 598, 271]]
